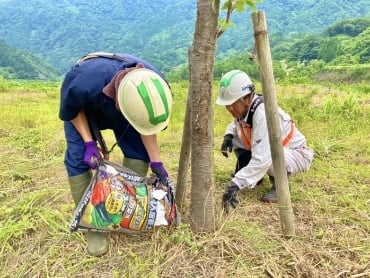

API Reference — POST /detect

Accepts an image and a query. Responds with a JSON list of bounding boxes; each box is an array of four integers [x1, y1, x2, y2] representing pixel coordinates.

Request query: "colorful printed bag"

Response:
[[70, 160, 177, 233]]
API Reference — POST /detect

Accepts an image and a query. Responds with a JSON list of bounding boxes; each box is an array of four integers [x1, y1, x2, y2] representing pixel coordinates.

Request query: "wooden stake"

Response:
[[251, 11, 295, 237]]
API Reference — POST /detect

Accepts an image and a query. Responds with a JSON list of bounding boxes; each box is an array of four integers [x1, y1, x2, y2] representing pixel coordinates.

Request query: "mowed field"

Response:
[[0, 78, 369, 277]]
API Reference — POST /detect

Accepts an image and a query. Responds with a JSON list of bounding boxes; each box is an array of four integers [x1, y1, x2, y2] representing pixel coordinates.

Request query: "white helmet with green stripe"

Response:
[[216, 70, 254, 106], [118, 68, 172, 135]]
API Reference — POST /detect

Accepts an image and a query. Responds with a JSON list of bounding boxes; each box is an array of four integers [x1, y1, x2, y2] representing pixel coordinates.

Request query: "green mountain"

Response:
[[0, 39, 61, 80], [0, 0, 369, 76], [272, 18, 370, 64]]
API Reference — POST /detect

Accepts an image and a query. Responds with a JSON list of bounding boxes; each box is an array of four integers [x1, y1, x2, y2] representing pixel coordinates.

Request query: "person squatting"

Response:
[[216, 70, 314, 213]]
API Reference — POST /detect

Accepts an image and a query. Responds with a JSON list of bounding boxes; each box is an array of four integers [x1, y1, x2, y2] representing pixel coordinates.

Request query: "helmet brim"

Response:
[[216, 97, 238, 106], [216, 91, 251, 106], [131, 120, 169, 136]]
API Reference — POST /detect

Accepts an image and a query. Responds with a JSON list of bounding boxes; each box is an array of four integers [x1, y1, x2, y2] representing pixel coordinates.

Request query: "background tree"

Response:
[[289, 35, 321, 61], [318, 37, 340, 63], [323, 18, 370, 37]]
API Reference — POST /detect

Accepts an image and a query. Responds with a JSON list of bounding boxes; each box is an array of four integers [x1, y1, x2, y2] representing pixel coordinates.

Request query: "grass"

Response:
[[0, 78, 369, 277]]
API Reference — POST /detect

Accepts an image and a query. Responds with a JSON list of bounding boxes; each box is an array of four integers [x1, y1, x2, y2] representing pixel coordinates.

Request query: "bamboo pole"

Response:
[[251, 11, 295, 236]]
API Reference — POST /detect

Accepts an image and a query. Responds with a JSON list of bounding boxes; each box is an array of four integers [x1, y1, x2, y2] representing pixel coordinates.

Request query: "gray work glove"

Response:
[[222, 181, 240, 213], [221, 134, 233, 158]]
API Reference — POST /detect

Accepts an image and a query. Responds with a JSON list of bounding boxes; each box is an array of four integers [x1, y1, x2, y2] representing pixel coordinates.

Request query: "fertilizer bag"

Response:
[[70, 160, 177, 233]]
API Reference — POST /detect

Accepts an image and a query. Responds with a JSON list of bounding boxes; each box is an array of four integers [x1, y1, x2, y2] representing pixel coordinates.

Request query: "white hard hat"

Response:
[[216, 70, 254, 105], [117, 68, 172, 135]]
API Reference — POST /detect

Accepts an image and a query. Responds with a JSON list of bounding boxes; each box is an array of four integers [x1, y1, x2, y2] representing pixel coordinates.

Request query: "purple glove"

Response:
[[150, 162, 168, 184], [83, 141, 100, 169]]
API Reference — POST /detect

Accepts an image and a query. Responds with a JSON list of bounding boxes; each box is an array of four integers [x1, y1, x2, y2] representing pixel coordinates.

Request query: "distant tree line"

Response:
[[0, 40, 61, 80], [1, 18, 369, 81], [168, 18, 370, 82], [0, 0, 369, 75]]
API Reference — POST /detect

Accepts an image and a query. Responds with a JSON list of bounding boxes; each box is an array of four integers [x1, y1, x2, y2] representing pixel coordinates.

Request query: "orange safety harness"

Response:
[[238, 96, 294, 149]]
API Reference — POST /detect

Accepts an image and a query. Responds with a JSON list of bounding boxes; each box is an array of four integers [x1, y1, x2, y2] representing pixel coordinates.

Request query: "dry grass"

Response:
[[0, 79, 369, 278]]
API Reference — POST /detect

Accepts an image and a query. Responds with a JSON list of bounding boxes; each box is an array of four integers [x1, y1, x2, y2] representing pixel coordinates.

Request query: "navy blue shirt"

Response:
[[59, 53, 164, 122]]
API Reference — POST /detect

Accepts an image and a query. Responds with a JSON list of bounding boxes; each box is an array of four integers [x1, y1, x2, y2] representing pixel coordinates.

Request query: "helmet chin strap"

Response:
[[249, 91, 255, 102], [238, 91, 255, 121]]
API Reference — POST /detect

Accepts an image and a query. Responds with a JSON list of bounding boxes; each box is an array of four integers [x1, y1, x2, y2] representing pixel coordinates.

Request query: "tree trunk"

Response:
[[187, 0, 219, 233], [251, 11, 295, 236]]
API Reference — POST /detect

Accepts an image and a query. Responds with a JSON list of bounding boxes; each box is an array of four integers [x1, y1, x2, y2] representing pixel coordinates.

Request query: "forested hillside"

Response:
[[167, 17, 370, 83], [273, 18, 370, 64], [0, 0, 369, 75], [0, 39, 60, 80]]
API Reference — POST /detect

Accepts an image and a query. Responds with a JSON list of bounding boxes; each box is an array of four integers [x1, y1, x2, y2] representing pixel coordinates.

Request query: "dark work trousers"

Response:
[[234, 148, 252, 173], [234, 148, 263, 185]]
